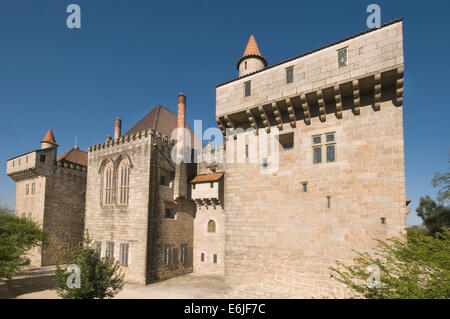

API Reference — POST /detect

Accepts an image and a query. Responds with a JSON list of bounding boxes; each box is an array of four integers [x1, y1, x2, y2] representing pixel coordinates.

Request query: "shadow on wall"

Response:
[[0, 267, 55, 299]]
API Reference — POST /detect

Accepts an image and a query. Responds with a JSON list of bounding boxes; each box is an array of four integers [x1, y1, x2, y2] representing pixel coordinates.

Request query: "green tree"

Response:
[[416, 196, 450, 235], [54, 235, 124, 299], [330, 228, 450, 299], [0, 208, 44, 279]]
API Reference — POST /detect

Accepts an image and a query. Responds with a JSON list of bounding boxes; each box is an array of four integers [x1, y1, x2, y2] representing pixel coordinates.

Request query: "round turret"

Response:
[[237, 35, 268, 77]]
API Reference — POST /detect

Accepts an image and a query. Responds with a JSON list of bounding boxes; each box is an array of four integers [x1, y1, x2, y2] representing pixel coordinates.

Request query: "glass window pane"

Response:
[[313, 147, 322, 164], [326, 145, 336, 162], [286, 66, 294, 84], [313, 136, 321, 145], [326, 133, 335, 143]]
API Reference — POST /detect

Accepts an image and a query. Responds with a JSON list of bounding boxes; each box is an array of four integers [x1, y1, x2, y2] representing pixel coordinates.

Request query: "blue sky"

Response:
[[0, 0, 449, 226]]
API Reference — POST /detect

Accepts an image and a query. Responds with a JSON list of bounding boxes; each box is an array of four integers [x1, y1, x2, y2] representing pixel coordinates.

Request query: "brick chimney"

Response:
[[114, 117, 121, 140], [174, 93, 187, 200], [177, 93, 186, 154]]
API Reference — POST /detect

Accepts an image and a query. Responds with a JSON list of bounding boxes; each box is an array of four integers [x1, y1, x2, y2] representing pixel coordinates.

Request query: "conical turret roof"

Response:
[[41, 129, 58, 146], [237, 34, 268, 71]]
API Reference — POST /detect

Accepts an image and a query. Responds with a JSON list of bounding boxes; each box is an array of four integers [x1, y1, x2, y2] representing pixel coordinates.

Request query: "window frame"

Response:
[[207, 220, 216, 233], [119, 243, 129, 266], [118, 159, 131, 205], [106, 242, 114, 259], [103, 162, 114, 206], [312, 133, 336, 164], [338, 47, 348, 67]]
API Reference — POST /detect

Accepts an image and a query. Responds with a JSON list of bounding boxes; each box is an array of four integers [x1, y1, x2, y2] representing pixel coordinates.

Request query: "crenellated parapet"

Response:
[[88, 128, 176, 153]]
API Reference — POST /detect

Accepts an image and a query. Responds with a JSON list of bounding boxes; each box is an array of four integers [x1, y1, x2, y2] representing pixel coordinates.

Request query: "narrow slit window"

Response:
[[244, 81, 251, 97], [327, 196, 331, 209], [118, 159, 130, 205], [302, 182, 308, 193], [213, 254, 218, 264], [286, 66, 294, 84], [201, 252, 205, 262], [181, 244, 187, 264]]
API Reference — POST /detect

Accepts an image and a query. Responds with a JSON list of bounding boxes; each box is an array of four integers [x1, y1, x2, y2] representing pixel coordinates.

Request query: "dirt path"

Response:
[[0, 267, 228, 299]]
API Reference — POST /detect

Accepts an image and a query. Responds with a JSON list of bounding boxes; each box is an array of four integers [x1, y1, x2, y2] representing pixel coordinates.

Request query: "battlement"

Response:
[[88, 128, 176, 153]]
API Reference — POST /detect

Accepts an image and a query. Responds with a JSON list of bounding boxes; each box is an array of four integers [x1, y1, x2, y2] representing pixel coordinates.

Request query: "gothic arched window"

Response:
[[104, 162, 114, 206], [207, 220, 216, 233], [118, 159, 130, 205]]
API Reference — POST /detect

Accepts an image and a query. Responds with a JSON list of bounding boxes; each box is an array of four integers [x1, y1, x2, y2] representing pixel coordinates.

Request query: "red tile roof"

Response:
[[41, 129, 58, 146], [190, 173, 224, 184], [57, 146, 88, 167], [242, 35, 262, 57]]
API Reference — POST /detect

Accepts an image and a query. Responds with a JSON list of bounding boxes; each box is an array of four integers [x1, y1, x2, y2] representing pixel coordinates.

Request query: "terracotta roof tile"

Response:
[[41, 129, 58, 146], [242, 35, 262, 57], [57, 147, 88, 167], [190, 173, 224, 184]]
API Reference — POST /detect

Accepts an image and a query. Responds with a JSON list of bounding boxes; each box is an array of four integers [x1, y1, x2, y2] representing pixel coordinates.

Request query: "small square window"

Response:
[[40, 155, 46, 163], [313, 136, 322, 145], [338, 47, 348, 67], [244, 81, 251, 97], [326, 133, 335, 143], [381, 217, 386, 225], [286, 66, 294, 84]]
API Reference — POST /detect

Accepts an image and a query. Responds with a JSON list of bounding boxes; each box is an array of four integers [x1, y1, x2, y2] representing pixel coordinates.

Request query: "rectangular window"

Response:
[[163, 245, 171, 266], [192, 184, 196, 190], [201, 252, 205, 262], [40, 155, 46, 163], [286, 66, 294, 84], [244, 81, 251, 97], [94, 241, 102, 255], [313, 147, 322, 164], [25, 184, 30, 196], [213, 254, 217, 264], [262, 158, 268, 169], [27, 212, 32, 221], [120, 243, 129, 266], [279, 132, 294, 150], [313, 133, 336, 164], [326, 145, 336, 163], [106, 242, 114, 259], [338, 47, 348, 67], [180, 244, 187, 264], [245, 145, 249, 159], [327, 196, 331, 209], [381, 217, 386, 225], [302, 182, 308, 193], [31, 183, 36, 195], [210, 182, 214, 188]]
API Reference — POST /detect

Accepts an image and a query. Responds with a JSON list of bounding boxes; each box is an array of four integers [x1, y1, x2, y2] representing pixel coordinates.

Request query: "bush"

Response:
[[55, 235, 124, 299], [330, 227, 450, 299]]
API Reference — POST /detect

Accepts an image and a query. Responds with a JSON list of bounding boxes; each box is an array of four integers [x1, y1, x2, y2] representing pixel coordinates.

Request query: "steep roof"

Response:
[[41, 129, 58, 146], [124, 104, 202, 148], [236, 35, 268, 70], [242, 35, 262, 57], [57, 146, 88, 167], [190, 173, 224, 184]]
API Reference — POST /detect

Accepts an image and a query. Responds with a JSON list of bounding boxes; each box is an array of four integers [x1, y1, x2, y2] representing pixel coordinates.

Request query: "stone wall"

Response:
[[42, 166, 86, 266], [222, 100, 406, 298], [216, 21, 404, 117]]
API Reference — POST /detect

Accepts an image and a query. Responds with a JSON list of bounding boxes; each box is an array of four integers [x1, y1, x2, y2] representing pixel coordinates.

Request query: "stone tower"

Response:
[[214, 20, 407, 298], [237, 35, 268, 77], [6, 129, 87, 266]]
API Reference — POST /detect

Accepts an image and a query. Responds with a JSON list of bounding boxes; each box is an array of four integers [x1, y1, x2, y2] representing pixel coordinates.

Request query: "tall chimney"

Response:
[[114, 117, 122, 140], [174, 93, 187, 200], [177, 93, 186, 154]]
